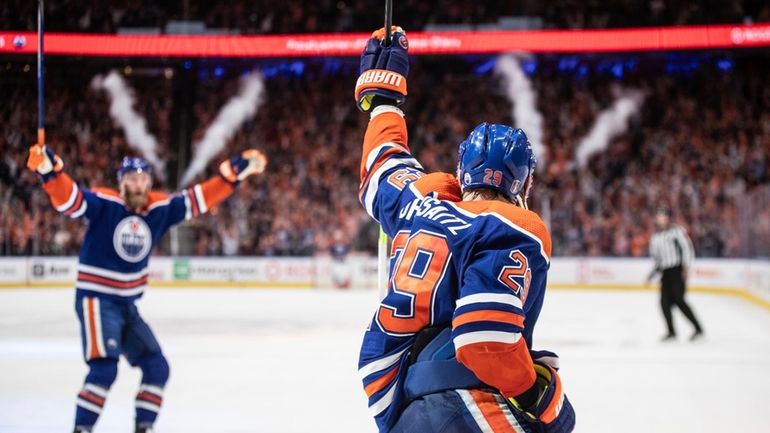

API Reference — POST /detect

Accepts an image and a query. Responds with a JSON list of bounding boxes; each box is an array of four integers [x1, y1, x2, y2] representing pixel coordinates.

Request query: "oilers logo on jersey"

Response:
[[113, 216, 152, 263]]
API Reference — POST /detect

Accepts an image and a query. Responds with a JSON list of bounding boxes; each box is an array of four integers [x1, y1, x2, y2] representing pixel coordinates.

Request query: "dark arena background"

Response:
[[1, 2, 769, 432]]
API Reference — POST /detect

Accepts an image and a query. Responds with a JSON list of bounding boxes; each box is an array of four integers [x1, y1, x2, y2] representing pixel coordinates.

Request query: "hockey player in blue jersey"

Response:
[[26, 145, 267, 433], [355, 27, 575, 433]]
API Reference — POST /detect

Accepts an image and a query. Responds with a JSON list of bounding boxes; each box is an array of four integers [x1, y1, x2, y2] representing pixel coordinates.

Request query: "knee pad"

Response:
[[137, 352, 170, 386], [85, 358, 118, 388]]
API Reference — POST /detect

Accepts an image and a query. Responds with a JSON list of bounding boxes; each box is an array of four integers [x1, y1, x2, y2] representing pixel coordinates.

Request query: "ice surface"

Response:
[[0, 288, 768, 433]]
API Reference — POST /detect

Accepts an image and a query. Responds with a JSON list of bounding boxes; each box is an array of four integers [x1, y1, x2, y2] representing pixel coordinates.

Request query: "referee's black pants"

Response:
[[660, 265, 702, 335]]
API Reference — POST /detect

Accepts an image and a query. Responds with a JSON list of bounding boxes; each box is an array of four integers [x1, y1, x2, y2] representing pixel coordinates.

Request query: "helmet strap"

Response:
[[514, 194, 527, 210], [516, 175, 534, 210]]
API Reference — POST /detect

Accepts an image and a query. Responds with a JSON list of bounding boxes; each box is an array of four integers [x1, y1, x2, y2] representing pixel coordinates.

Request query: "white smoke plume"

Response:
[[180, 71, 265, 186], [575, 87, 645, 168], [495, 54, 545, 168], [91, 71, 166, 180]]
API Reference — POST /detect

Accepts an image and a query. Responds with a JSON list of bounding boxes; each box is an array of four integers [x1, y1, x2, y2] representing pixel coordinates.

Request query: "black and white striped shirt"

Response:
[[649, 224, 695, 271]]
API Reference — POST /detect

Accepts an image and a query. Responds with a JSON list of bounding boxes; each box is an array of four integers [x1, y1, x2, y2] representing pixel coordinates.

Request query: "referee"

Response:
[[646, 208, 704, 341]]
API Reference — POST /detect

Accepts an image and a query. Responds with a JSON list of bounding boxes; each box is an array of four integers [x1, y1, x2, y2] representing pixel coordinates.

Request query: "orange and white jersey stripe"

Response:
[[82, 296, 107, 360], [358, 346, 410, 417], [359, 105, 425, 222], [456, 389, 529, 433], [76, 264, 149, 298], [43, 173, 88, 218], [183, 177, 235, 219]]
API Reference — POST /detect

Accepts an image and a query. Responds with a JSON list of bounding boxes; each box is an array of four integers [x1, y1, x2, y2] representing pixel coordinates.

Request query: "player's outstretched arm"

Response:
[[355, 27, 428, 233], [168, 149, 267, 224], [27, 143, 92, 218]]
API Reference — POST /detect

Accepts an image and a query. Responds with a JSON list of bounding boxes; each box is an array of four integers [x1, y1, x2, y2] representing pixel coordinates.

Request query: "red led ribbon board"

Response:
[[1, 24, 769, 57]]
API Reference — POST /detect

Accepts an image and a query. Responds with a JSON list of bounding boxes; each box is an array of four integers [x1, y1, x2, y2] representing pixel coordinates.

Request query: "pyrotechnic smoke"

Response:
[[575, 88, 644, 167], [91, 71, 166, 180], [180, 71, 265, 186], [495, 54, 545, 167]]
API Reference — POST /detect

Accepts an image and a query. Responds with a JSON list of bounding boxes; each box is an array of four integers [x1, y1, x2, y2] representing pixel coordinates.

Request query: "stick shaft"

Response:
[[377, 227, 389, 300], [379, 0, 394, 299], [37, 0, 45, 145], [384, 0, 393, 46]]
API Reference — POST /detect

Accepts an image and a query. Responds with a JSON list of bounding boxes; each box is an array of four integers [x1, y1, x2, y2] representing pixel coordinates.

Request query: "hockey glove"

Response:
[[508, 360, 575, 433], [355, 26, 409, 113], [219, 149, 267, 184], [530, 349, 560, 370], [27, 144, 64, 181]]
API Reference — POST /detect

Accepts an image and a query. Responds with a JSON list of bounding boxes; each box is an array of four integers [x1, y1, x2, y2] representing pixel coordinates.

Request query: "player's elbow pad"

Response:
[[455, 339, 536, 397]]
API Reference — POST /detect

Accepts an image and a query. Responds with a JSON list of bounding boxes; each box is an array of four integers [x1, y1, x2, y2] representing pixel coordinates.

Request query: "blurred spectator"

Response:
[[3, 1, 768, 33], [1, 55, 768, 258]]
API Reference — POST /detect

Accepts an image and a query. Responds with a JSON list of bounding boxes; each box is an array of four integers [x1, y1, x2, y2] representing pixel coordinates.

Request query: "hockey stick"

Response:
[[377, 0, 394, 300], [37, 0, 45, 147], [384, 0, 393, 47]]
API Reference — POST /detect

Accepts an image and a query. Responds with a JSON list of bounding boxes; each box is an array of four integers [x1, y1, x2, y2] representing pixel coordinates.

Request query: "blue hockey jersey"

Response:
[[357, 106, 553, 432], [41, 172, 235, 302]]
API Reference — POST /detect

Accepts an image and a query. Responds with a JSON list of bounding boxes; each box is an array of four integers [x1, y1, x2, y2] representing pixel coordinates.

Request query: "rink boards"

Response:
[[1, 256, 769, 311]]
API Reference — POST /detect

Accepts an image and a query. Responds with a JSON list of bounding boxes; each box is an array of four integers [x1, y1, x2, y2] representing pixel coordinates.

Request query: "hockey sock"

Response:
[[75, 383, 108, 428], [135, 383, 164, 427]]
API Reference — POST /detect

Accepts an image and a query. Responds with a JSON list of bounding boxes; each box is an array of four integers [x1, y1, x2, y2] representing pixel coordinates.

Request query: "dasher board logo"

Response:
[[113, 216, 152, 263]]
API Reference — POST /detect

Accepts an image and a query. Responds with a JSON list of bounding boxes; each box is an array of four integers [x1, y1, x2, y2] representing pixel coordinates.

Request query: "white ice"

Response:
[[0, 288, 769, 433]]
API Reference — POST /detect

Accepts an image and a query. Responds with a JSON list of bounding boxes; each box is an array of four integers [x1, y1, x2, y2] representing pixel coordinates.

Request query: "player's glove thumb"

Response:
[[355, 26, 409, 113], [219, 149, 267, 184], [530, 349, 560, 370], [27, 144, 64, 179], [508, 361, 576, 433]]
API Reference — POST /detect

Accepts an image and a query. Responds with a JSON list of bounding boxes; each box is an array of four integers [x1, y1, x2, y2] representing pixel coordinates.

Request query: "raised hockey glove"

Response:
[[27, 144, 64, 180], [508, 361, 575, 433], [355, 26, 409, 113], [219, 149, 267, 184]]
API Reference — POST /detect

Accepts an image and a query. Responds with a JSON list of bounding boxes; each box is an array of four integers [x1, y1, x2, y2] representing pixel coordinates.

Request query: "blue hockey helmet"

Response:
[[457, 123, 536, 201], [117, 156, 152, 180]]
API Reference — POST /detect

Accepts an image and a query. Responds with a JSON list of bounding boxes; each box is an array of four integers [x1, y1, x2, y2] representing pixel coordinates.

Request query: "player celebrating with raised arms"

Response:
[[355, 27, 575, 433], [26, 145, 266, 433]]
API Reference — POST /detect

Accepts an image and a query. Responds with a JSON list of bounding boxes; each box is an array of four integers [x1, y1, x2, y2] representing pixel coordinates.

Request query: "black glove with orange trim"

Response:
[[354, 26, 409, 113], [507, 351, 576, 433]]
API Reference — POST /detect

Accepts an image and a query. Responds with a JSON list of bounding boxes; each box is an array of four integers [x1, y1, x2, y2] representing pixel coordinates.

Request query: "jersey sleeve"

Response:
[[358, 105, 425, 235], [451, 209, 552, 399], [649, 235, 663, 271], [675, 226, 695, 267], [452, 246, 537, 398], [41, 172, 104, 220], [165, 176, 236, 226]]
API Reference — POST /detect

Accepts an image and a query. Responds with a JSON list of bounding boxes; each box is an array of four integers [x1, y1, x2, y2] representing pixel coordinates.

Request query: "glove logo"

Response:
[[397, 34, 409, 51], [113, 216, 152, 263], [356, 70, 404, 88]]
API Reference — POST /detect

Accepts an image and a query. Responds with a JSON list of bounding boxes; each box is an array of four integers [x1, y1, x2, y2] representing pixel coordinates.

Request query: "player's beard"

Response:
[[124, 189, 149, 212]]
